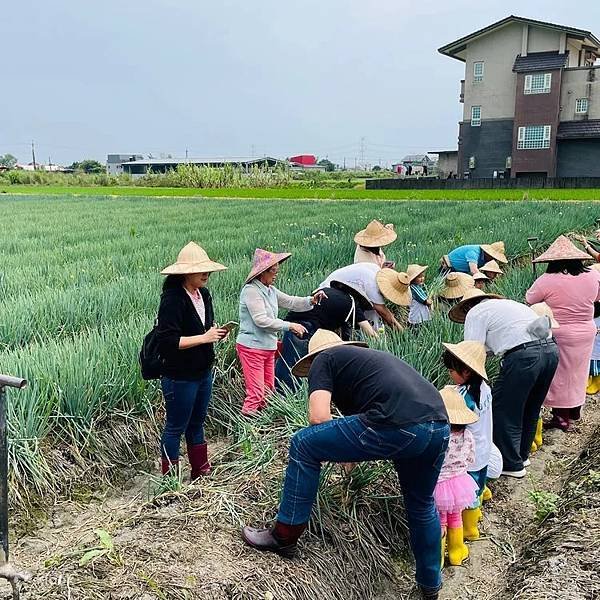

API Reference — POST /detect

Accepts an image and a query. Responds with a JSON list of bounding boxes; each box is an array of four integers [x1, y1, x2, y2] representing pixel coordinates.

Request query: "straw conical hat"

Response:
[[448, 287, 504, 324], [439, 272, 474, 300], [439, 386, 479, 425], [442, 341, 488, 380], [480, 241, 508, 264], [291, 329, 367, 377], [533, 235, 592, 263], [161, 242, 227, 275], [376, 269, 412, 306], [473, 272, 490, 282], [530, 302, 560, 329], [480, 260, 503, 275], [354, 220, 397, 247], [407, 264, 428, 283], [245, 248, 292, 284]]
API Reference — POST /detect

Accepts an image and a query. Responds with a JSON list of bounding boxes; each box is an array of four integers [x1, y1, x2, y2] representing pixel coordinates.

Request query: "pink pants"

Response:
[[236, 343, 276, 414], [439, 511, 462, 529]]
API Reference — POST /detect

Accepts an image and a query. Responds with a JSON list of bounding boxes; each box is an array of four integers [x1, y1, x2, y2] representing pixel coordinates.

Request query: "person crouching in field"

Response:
[[407, 264, 432, 325], [156, 242, 229, 478], [433, 386, 479, 567], [440, 241, 507, 275], [242, 329, 450, 600], [236, 249, 326, 416], [442, 341, 492, 541], [275, 280, 377, 394], [353, 219, 397, 268], [473, 272, 490, 290]]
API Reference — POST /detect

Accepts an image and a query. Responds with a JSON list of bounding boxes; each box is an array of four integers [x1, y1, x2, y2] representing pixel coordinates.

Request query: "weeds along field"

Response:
[[1, 193, 597, 598]]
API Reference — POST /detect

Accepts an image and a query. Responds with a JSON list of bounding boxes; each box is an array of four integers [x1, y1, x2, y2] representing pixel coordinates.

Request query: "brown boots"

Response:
[[241, 521, 307, 559], [187, 442, 211, 479]]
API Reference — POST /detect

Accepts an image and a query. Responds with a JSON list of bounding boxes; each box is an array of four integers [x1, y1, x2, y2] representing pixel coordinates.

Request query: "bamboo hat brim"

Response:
[[161, 242, 227, 275], [448, 288, 504, 324], [376, 269, 412, 306], [439, 386, 479, 425], [442, 341, 488, 381], [291, 329, 367, 377], [354, 220, 397, 248], [532, 235, 592, 263], [480, 260, 503, 275], [244, 249, 292, 284], [439, 272, 474, 300], [480, 241, 508, 264]]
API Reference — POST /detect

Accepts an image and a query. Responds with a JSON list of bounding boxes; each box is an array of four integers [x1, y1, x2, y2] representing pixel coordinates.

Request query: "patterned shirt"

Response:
[[185, 288, 206, 325], [437, 428, 475, 483]]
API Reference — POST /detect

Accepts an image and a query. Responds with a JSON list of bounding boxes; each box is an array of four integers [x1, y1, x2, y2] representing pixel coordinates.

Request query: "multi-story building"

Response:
[[439, 15, 600, 179]]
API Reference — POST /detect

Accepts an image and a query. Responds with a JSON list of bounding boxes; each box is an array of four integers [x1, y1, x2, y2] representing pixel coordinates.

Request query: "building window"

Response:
[[524, 73, 552, 94], [471, 105, 481, 126], [473, 61, 484, 83], [576, 98, 589, 114], [517, 125, 551, 150]]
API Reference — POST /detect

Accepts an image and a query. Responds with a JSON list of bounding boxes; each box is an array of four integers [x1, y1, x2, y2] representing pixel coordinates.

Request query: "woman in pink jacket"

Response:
[[526, 236, 600, 431]]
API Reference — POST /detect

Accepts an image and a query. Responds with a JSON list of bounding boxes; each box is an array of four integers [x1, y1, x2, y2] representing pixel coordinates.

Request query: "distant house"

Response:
[[116, 156, 287, 176], [399, 154, 437, 175], [107, 154, 144, 175], [287, 154, 327, 172], [15, 163, 71, 172], [429, 150, 459, 178], [439, 15, 600, 178]]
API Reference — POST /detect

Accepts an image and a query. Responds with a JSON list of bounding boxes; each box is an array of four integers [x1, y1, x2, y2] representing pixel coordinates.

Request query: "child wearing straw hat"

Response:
[[442, 341, 492, 540], [480, 260, 503, 281], [237, 249, 326, 416], [434, 386, 479, 566], [156, 242, 229, 479], [353, 219, 397, 268], [407, 264, 432, 325], [473, 272, 490, 290]]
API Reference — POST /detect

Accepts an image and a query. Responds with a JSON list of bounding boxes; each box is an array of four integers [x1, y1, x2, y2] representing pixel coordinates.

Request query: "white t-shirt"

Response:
[[320, 263, 385, 330], [464, 299, 541, 356], [460, 381, 493, 472]]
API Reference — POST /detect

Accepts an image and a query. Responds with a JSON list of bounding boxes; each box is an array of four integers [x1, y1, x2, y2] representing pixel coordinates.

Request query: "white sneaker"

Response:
[[502, 468, 527, 478], [523, 459, 531, 467]]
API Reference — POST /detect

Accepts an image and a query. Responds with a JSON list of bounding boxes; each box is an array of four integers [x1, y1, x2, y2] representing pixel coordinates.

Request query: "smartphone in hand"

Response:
[[220, 321, 239, 333]]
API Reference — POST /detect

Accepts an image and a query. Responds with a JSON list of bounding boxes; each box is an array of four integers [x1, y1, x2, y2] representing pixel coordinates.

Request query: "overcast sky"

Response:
[[2, 1, 599, 167]]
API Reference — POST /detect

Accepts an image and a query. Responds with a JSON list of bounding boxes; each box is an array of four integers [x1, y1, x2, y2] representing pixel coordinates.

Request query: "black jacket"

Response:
[[156, 285, 215, 380]]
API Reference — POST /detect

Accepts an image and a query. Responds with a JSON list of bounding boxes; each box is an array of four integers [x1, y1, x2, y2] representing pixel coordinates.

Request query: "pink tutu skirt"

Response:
[[434, 474, 479, 513]]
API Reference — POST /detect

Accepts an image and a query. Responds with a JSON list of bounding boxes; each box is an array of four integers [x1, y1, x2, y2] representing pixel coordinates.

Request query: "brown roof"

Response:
[[557, 120, 600, 139], [439, 15, 600, 61], [513, 51, 570, 72]]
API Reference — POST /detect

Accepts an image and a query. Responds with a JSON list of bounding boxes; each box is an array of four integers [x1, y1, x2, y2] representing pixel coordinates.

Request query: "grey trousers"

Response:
[[492, 340, 559, 472]]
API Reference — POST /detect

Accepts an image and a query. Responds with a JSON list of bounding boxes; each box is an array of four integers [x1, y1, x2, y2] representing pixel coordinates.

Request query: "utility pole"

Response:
[[359, 136, 365, 169], [343, 157, 346, 170], [31, 141, 36, 170], [185, 148, 188, 160]]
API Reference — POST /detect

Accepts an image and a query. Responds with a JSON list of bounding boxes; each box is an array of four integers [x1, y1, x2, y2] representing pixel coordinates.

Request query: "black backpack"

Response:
[[139, 319, 162, 380]]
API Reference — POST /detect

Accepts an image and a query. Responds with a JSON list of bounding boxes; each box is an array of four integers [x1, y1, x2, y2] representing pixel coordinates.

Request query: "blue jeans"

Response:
[[276, 415, 450, 590], [274, 322, 315, 394], [160, 371, 213, 461]]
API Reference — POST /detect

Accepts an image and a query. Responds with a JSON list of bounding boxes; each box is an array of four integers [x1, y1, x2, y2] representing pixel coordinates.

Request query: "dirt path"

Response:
[[438, 393, 600, 600], [3, 396, 599, 600]]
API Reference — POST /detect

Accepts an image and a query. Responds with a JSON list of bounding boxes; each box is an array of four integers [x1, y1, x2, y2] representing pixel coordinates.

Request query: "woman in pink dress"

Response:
[[526, 236, 600, 431]]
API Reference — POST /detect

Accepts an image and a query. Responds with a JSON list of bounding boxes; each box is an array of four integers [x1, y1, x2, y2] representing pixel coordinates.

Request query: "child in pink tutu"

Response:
[[435, 386, 479, 566]]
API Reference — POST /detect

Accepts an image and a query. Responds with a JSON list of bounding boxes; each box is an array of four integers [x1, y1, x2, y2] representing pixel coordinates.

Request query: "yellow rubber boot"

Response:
[[534, 417, 543, 449], [440, 530, 447, 570], [447, 526, 469, 566], [587, 376, 600, 395], [530, 440, 538, 453], [482, 485, 492, 502], [462, 508, 481, 541]]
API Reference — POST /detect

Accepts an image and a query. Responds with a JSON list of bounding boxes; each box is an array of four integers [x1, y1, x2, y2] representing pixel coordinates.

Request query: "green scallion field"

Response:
[[0, 193, 596, 501]]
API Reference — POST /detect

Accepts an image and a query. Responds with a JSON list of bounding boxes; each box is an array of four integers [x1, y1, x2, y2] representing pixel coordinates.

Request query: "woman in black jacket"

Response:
[[157, 242, 228, 478]]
